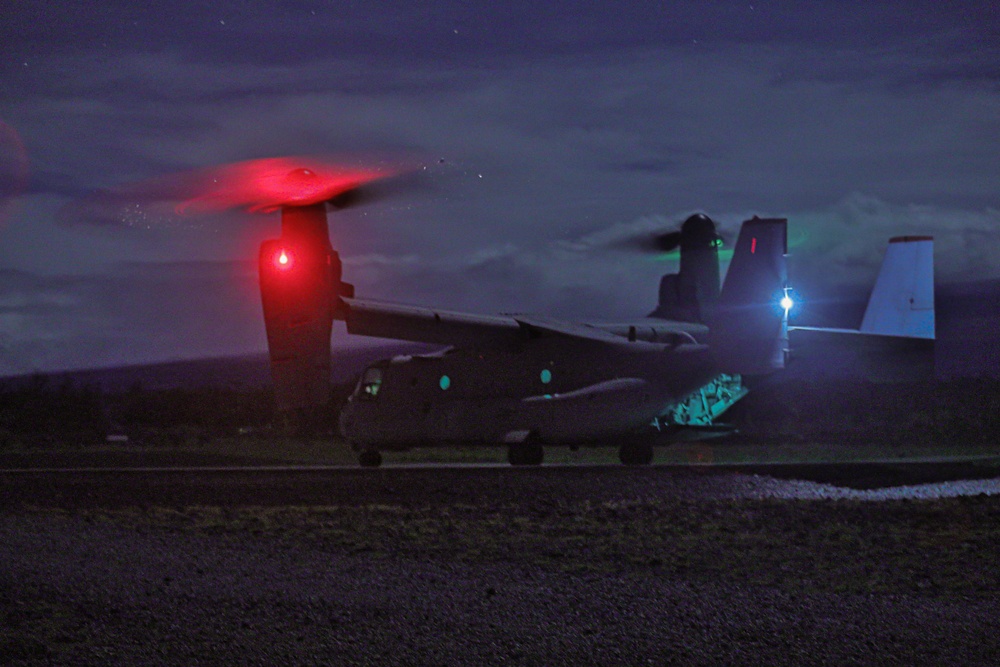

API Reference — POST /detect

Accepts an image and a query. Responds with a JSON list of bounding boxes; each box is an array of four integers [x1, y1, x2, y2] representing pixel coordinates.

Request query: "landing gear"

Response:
[[508, 441, 544, 466], [358, 449, 383, 468], [618, 441, 654, 466]]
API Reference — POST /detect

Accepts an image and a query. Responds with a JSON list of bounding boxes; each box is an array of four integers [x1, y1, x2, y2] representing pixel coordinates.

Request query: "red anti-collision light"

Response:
[[273, 248, 294, 271]]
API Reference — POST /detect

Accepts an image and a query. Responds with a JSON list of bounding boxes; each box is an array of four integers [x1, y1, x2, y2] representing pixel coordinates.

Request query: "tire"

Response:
[[508, 439, 544, 466], [358, 449, 383, 468]]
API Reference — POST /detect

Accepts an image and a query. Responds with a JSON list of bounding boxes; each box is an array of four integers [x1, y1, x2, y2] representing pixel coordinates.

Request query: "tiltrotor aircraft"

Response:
[[85, 157, 936, 466]]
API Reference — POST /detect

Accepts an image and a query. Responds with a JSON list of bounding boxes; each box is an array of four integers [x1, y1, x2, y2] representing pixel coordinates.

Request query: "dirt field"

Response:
[[2, 452, 1000, 665]]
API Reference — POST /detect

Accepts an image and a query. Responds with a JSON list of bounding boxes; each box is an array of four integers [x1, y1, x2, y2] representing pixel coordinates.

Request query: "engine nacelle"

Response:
[[259, 204, 349, 410]]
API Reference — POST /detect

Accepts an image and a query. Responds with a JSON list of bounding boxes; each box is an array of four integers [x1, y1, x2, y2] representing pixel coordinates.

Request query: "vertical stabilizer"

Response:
[[860, 236, 934, 339], [710, 217, 788, 374]]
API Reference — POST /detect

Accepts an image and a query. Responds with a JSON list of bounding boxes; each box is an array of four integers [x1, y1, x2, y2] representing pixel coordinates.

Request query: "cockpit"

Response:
[[355, 367, 383, 400]]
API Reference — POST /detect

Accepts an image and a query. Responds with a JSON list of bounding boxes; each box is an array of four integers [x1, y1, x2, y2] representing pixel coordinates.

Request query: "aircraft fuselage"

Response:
[[339, 337, 718, 449]]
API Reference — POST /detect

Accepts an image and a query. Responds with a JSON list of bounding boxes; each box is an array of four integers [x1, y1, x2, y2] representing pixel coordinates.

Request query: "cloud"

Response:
[[0, 261, 266, 375], [10, 30, 999, 213], [787, 194, 1000, 290], [337, 193, 1000, 320]]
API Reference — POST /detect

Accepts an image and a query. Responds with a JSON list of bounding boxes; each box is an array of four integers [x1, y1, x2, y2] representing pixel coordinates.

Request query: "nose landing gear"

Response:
[[507, 441, 544, 466]]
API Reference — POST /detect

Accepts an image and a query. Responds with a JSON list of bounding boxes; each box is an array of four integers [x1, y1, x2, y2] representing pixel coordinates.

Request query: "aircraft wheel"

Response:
[[508, 441, 544, 466], [618, 442, 653, 466], [358, 449, 383, 468]]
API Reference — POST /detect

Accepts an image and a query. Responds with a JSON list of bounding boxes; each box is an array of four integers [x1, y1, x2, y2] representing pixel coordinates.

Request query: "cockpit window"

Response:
[[358, 368, 383, 400]]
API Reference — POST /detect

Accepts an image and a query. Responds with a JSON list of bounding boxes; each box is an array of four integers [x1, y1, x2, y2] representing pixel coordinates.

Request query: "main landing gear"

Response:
[[618, 441, 654, 466], [508, 441, 544, 466]]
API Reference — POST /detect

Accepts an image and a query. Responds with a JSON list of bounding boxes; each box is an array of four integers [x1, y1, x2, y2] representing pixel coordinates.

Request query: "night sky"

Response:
[[1, 2, 998, 376]]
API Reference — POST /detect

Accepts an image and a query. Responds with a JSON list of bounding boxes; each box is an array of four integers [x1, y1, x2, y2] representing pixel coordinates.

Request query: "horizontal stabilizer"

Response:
[[788, 236, 935, 380]]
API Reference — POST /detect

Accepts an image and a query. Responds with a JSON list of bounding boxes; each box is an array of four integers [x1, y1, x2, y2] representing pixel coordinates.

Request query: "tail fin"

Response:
[[859, 236, 934, 339], [709, 217, 788, 374]]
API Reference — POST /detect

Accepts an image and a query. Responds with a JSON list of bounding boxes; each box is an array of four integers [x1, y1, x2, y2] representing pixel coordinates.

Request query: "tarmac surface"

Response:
[[3, 455, 1000, 665]]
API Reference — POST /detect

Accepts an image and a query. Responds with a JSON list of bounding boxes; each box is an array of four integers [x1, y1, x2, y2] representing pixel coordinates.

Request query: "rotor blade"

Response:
[[326, 167, 428, 211], [651, 230, 683, 252], [173, 156, 401, 214], [611, 230, 682, 254], [59, 155, 411, 227]]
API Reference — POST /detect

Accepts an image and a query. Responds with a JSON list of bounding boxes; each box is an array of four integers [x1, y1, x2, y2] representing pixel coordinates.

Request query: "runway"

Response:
[[1, 452, 996, 474], [2, 456, 999, 510]]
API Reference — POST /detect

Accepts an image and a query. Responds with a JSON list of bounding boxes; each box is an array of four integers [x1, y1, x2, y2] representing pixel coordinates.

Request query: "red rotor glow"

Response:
[[60, 153, 415, 228], [174, 157, 398, 214]]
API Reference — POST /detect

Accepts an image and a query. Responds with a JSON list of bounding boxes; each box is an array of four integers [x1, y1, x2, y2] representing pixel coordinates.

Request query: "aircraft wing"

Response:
[[341, 299, 703, 350], [510, 315, 634, 344], [342, 298, 522, 349], [592, 318, 708, 345]]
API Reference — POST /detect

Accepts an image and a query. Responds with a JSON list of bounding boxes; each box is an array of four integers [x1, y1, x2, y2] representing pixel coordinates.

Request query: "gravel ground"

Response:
[[2, 465, 1000, 665]]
